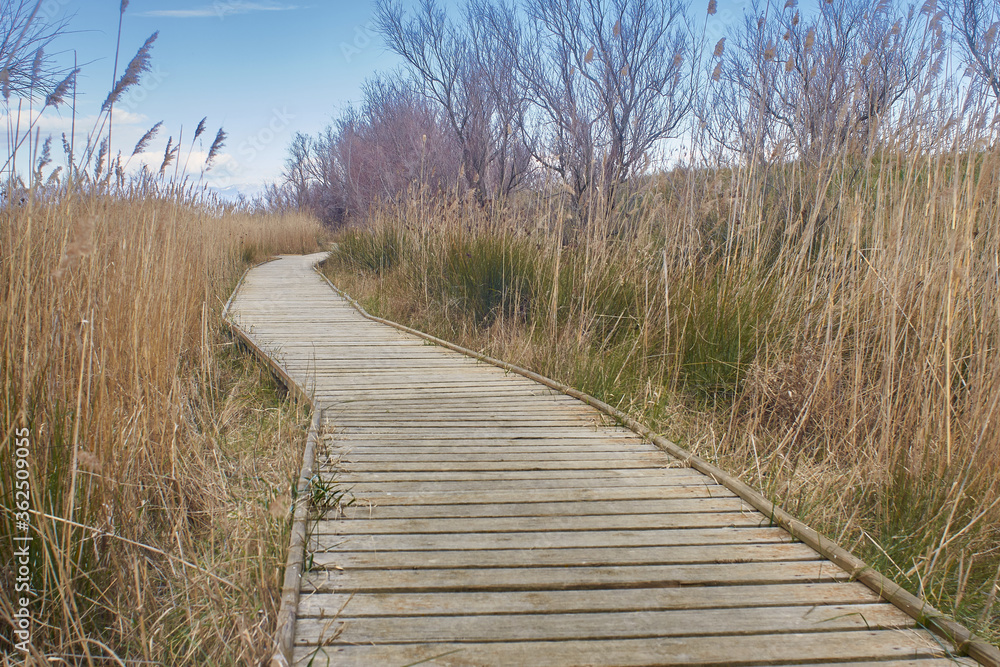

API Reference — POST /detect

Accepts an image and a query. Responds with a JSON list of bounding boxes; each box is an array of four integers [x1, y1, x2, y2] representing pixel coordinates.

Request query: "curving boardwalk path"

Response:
[[228, 254, 980, 667]]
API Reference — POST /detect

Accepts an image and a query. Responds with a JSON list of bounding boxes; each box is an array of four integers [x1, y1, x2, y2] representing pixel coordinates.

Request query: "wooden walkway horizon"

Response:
[[227, 253, 990, 667]]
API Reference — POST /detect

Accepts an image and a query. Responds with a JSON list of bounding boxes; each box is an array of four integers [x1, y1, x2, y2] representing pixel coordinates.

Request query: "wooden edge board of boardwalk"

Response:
[[224, 253, 999, 667]]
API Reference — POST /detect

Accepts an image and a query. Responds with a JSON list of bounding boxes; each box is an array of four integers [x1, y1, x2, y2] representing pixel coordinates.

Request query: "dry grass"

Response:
[[323, 142, 1000, 645], [0, 187, 326, 663]]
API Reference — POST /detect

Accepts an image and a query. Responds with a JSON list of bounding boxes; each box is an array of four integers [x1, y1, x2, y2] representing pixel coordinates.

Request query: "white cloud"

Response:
[[141, 2, 300, 19], [129, 148, 238, 181], [0, 108, 148, 134]]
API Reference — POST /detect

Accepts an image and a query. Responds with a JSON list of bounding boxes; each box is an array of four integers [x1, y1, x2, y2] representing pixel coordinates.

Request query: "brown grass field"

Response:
[[1, 188, 325, 664]]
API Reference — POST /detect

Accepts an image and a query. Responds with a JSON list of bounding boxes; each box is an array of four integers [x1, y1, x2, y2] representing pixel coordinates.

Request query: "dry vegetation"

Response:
[[0, 189, 324, 662], [2, 3, 329, 660]]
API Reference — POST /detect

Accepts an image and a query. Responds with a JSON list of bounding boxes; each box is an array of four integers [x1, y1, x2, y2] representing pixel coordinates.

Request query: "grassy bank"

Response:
[[1, 189, 325, 663], [322, 148, 1000, 645]]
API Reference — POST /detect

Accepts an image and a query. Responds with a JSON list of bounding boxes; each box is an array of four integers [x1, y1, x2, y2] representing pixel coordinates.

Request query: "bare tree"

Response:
[[474, 0, 599, 204], [282, 132, 316, 208], [281, 74, 461, 223], [945, 0, 1000, 106], [337, 74, 461, 213], [575, 0, 690, 186], [376, 0, 512, 203], [708, 0, 929, 163], [477, 0, 690, 209], [465, 0, 535, 197]]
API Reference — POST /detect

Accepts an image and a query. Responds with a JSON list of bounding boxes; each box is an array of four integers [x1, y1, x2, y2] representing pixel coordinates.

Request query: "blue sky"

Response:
[[5, 1, 402, 195], [5, 0, 750, 196]]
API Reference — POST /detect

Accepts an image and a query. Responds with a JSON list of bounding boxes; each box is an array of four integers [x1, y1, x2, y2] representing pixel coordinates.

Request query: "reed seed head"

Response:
[[45, 69, 78, 108], [132, 121, 164, 157], [30, 48, 44, 89], [205, 128, 228, 169], [102, 32, 158, 112], [160, 136, 176, 176]]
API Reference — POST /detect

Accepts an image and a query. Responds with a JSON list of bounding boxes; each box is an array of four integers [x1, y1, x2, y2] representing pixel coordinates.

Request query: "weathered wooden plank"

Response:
[[330, 429, 638, 440], [294, 603, 915, 645], [308, 526, 795, 552], [324, 435, 648, 445], [334, 497, 749, 518], [335, 458, 676, 472], [315, 511, 770, 535], [308, 542, 821, 570], [302, 561, 849, 593], [330, 417, 602, 426], [339, 485, 739, 506], [296, 582, 884, 618], [328, 408, 597, 418], [291, 630, 948, 666], [321, 469, 699, 492], [334, 478, 724, 493], [326, 395, 583, 405], [327, 444, 657, 455], [315, 386, 561, 396]]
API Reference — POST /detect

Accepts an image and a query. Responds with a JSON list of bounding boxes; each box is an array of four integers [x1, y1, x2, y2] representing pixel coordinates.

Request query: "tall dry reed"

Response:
[[1, 187, 325, 663]]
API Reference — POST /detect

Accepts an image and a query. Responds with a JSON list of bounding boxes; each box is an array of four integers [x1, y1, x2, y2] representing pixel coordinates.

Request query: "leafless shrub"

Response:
[[944, 0, 1000, 106], [280, 74, 462, 223], [473, 0, 691, 209], [705, 0, 932, 162], [376, 0, 531, 204]]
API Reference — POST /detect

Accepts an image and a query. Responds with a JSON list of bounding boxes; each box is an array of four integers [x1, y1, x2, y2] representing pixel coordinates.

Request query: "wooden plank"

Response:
[[330, 429, 639, 440], [296, 582, 884, 618], [327, 443, 658, 454], [291, 630, 949, 666], [294, 603, 916, 645], [330, 481, 723, 496], [315, 386, 561, 396], [330, 416, 601, 425], [308, 542, 821, 570], [328, 464, 699, 477], [335, 458, 676, 472], [328, 409, 598, 418], [334, 478, 725, 493], [315, 511, 771, 535], [339, 485, 739, 506], [335, 497, 750, 518], [309, 526, 796, 552], [326, 395, 584, 406], [325, 436, 649, 446], [302, 560, 850, 593]]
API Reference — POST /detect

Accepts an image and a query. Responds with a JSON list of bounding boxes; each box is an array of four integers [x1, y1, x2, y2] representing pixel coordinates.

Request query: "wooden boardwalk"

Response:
[[227, 254, 986, 667]]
